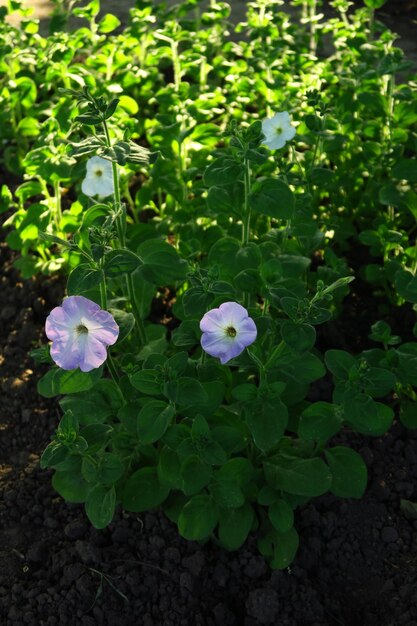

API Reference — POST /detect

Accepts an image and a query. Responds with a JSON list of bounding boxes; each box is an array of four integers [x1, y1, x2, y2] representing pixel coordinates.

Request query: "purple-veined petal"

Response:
[[218, 301, 251, 327], [78, 334, 108, 372]]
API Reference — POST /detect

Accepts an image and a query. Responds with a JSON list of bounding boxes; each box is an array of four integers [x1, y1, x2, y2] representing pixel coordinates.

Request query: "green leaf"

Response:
[[232, 384, 258, 401], [119, 95, 139, 115], [210, 478, 245, 509], [103, 249, 142, 276], [76, 112, 103, 125], [164, 377, 208, 406], [343, 394, 394, 435], [171, 320, 200, 347], [207, 186, 237, 215], [98, 13, 121, 33], [38, 366, 103, 398], [207, 237, 240, 281], [299, 402, 342, 444], [178, 495, 218, 540], [191, 414, 210, 438], [199, 440, 228, 466], [108, 308, 135, 344], [137, 239, 188, 284], [244, 398, 288, 453], [137, 401, 175, 445], [85, 485, 116, 529], [81, 203, 111, 228], [400, 401, 417, 429], [325, 447, 367, 498], [218, 503, 254, 550], [234, 269, 261, 293], [181, 455, 212, 495], [395, 269, 417, 304], [157, 446, 182, 489], [182, 287, 214, 317], [59, 379, 123, 425], [58, 410, 79, 437], [129, 369, 161, 395], [83, 453, 124, 485], [400, 499, 417, 520], [396, 343, 417, 385], [67, 264, 104, 295], [52, 468, 90, 503], [269, 499, 294, 534], [204, 157, 244, 187], [281, 321, 316, 352], [216, 458, 254, 486], [392, 159, 417, 182], [80, 424, 113, 453], [122, 467, 170, 512], [264, 456, 332, 497], [249, 178, 295, 220], [362, 367, 396, 397], [257, 485, 279, 506], [325, 350, 357, 379], [40, 442, 69, 469], [363, 0, 387, 8], [270, 527, 299, 569]]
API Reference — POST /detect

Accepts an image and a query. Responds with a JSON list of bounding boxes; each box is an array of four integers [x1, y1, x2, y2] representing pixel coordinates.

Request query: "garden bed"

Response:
[[2, 0, 417, 623], [1, 213, 417, 626]]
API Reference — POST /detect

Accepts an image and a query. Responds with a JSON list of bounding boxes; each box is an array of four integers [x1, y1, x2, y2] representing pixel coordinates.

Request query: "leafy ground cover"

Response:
[[2, 0, 417, 622]]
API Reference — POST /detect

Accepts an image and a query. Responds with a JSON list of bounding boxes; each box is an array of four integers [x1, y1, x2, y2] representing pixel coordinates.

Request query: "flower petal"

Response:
[[78, 334, 108, 372], [200, 307, 227, 332], [49, 331, 84, 370], [81, 176, 99, 197], [218, 301, 251, 327]]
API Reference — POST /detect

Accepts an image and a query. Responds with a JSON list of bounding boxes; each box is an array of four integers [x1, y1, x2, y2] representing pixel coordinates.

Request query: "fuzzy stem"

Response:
[[242, 159, 252, 245], [53, 180, 62, 229], [102, 120, 147, 346], [99, 279, 119, 383]]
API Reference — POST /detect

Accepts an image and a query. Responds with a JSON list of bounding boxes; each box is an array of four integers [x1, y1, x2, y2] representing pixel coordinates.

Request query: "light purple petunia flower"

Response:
[[45, 296, 119, 372], [200, 302, 257, 365]]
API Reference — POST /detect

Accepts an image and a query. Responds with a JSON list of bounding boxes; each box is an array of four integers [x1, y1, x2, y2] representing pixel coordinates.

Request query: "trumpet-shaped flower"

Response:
[[45, 296, 119, 372], [81, 156, 114, 198], [200, 302, 257, 365], [261, 111, 296, 150]]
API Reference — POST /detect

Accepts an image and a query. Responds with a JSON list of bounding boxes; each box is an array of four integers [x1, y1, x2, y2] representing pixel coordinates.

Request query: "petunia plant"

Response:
[[33, 85, 410, 570], [3, 0, 417, 571]]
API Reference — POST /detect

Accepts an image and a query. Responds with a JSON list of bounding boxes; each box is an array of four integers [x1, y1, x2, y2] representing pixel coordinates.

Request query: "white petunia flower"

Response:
[[81, 156, 114, 198], [261, 111, 296, 150]]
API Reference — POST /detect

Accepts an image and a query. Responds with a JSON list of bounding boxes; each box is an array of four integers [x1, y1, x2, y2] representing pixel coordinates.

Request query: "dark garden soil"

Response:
[[2, 208, 417, 626]]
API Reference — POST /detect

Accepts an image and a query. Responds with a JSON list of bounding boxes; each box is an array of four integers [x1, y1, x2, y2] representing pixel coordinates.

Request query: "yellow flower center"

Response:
[[95, 169, 103, 177], [225, 326, 237, 337]]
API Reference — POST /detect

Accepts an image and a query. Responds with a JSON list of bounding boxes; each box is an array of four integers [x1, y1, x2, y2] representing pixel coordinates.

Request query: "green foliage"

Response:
[[3, 0, 414, 570]]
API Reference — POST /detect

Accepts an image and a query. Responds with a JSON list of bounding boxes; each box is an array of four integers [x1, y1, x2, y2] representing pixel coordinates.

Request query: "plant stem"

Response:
[[242, 158, 252, 309], [264, 340, 286, 371], [242, 158, 252, 245], [99, 279, 119, 383], [102, 119, 147, 346], [53, 180, 62, 229]]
